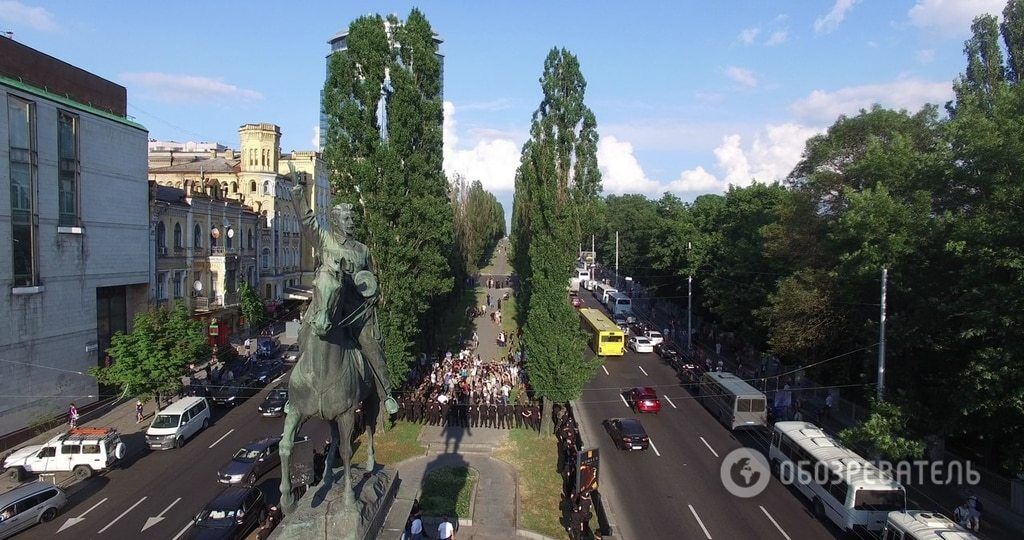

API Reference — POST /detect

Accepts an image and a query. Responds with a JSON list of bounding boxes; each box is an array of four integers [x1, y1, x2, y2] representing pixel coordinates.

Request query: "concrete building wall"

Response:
[[0, 82, 149, 436]]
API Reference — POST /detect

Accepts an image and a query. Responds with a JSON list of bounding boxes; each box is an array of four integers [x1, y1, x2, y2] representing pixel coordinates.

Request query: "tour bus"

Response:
[[569, 269, 591, 293], [579, 308, 625, 356], [697, 371, 767, 430], [883, 510, 978, 540], [606, 291, 635, 323], [593, 282, 618, 307], [769, 421, 907, 535]]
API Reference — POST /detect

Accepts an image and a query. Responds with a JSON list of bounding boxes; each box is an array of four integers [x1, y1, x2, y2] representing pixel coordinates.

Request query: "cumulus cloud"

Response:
[[908, 0, 1004, 34], [0, 1, 57, 31], [765, 30, 789, 46], [814, 0, 860, 34], [596, 136, 663, 195], [725, 66, 758, 88], [790, 78, 953, 121], [666, 166, 720, 193], [738, 27, 760, 44], [120, 72, 263, 104], [443, 101, 521, 192]]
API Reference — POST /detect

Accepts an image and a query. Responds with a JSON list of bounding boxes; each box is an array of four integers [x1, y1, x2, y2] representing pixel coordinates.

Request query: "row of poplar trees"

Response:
[[321, 10, 503, 387], [511, 49, 604, 435], [590, 0, 1024, 472]]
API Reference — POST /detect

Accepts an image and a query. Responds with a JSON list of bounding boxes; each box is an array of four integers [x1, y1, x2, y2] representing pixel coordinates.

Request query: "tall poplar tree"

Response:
[[512, 48, 602, 435], [322, 10, 453, 385]]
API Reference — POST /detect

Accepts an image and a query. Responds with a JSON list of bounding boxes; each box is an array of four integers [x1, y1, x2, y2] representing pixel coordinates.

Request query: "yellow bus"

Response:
[[579, 308, 625, 356]]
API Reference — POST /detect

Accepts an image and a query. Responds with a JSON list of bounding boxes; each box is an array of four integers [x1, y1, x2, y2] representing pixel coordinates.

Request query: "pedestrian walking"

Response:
[[68, 403, 79, 428], [967, 494, 982, 531], [438, 515, 455, 540], [486, 293, 492, 307], [497, 298, 502, 311], [954, 501, 971, 529], [136, 400, 144, 423], [823, 391, 834, 422]]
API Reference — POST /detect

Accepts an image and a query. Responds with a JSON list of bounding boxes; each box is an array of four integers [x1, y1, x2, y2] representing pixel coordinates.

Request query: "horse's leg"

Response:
[[336, 409, 357, 505], [321, 418, 341, 488], [278, 404, 304, 512], [364, 397, 378, 472]]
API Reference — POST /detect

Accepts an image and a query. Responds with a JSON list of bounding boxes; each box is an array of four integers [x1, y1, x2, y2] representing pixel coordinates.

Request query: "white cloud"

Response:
[[765, 30, 789, 46], [666, 166, 720, 193], [0, 1, 57, 32], [908, 0, 1004, 34], [596, 136, 663, 195], [725, 66, 758, 88], [916, 49, 936, 64], [738, 27, 760, 45], [790, 78, 953, 121], [443, 101, 521, 192], [120, 72, 263, 103], [814, 0, 860, 34]]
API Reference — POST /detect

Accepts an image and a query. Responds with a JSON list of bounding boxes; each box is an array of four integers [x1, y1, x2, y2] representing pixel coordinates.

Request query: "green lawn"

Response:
[[496, 427, 564, 538], [351, 420, 425, 466], [501, 294, 518, 336], [420, 465, 478, 518]]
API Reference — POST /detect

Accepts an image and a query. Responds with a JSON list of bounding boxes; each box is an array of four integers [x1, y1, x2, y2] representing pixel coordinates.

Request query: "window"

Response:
[[8, 96, 37, 287], [250, 180, 257, 193], [261, 248, 269, 269], [193, 224, 202, 248], [58, 111, 79, 226], [37, 446, 56, 458], [173, 272, 182, 298], [82, 444, 100, 455], [156, 272, 167, 299], [248, 228, 254, 249], [231, 181, 238, 193], [61, 444, 81, 454], [156, 221, 166, 249], [263, 181, 270, 195], [173, 223, 183, 248]]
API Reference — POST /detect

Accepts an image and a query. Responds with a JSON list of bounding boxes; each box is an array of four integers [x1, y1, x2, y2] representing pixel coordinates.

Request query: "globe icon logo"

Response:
[[720, 448, 770, 498]]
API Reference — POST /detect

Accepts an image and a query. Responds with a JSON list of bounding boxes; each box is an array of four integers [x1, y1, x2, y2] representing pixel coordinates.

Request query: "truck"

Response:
[[3, 427, 126, 482]]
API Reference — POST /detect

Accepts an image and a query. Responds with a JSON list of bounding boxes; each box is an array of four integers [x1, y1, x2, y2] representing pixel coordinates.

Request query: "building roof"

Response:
[[149, 157, 239, 174], [155, 185, 188, 205]]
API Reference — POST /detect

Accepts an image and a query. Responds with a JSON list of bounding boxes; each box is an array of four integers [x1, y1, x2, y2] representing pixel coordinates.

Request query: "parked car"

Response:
[[654, 343, 681, 367], [628, 387, 662, 413], [612, 314, 629, 330], [571, 296, 583, 308], [679, 361, 703, 389], [282, 343, 300, 363], [628, 336, 654, 353], [146, 397, 211, 450], [3, 427, 125, 482], [252, 360, 284, 385], [188, 486, 266, 540], [211, 376, 260, 407], [257, 383, 288, 417], [643, 330, 664, 346], [604, 418, 650, 451], [255, 336, 279, 359], [217, 437, 281, 486], [628, 321, 650, 337], [0, 482, 67, 539]]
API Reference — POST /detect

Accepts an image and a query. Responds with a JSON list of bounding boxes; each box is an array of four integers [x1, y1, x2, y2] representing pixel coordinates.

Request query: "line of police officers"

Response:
[[393, 395, 543, 431], [557, 411, 596, 540]]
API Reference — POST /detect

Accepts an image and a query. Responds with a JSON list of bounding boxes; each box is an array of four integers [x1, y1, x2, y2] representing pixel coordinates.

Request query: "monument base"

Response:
[[271, 466, 398, 540]]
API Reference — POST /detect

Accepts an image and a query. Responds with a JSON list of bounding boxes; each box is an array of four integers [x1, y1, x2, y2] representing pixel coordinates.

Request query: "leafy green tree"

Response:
[[1002, 0, 1024, 82], [840, 399, 925, 461], [512, 48, 602, 435], [951, 14, 1005, 114], [238, 280, 265, 334], [322, 10, 454, 385], [452, 176, 506, 274], [90, 304, 209, 406]]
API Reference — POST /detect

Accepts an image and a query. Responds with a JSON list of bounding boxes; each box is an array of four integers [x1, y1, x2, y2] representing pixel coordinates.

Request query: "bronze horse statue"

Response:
[[278, 277, 381, 511]]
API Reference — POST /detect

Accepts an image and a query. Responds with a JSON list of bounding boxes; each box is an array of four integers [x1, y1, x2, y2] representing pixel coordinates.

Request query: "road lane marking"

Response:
[[619, 394, 630, 408], [602, 365, 609, 376], [57, 497, 107, 533], [688, 504, 712, 539], [649, 437, 661, 457], [638, 365, 649, 376], [208, 428, 235, 448], [700, 436, 719, 457], [664, 395, 677, 409], [98, 497, 147, 534], [171, 521, 193, 540], [142, 497, 181, 532], [759, 506, 792, 540]]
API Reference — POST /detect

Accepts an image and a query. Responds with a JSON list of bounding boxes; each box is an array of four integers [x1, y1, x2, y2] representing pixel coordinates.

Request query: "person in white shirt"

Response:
[[437, 393, 449, 405], [409, 515, 424, 540], [437, 515, 455, 540]]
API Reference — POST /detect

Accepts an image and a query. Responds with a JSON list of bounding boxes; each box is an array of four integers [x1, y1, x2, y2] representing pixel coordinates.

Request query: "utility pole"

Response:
[[877, 267, 887, 401], [687, 241, 692, 352], [614, 231, 619, 289]]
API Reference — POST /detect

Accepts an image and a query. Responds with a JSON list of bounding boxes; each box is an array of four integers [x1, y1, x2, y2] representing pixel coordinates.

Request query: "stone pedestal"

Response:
[[271, 466, 398, 540]]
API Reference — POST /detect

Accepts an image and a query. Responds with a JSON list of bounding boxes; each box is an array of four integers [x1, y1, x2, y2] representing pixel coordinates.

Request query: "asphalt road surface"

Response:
[[574, 291, 843, 540], [22, 372, 329, 540]]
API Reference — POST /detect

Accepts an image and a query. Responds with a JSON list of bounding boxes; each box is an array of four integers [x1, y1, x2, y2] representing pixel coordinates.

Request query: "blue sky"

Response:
[[0, 0, 1007, 215]]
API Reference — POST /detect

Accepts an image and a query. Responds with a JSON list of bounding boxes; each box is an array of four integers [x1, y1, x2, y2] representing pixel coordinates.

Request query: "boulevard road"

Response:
[[23, 374, 329, 539], [574, 292, 841, 540]]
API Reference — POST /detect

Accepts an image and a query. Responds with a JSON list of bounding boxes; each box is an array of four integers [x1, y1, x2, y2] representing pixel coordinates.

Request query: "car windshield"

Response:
[[233, 448, 261, 461], [151, 414, 180, 428], [196, 508, 238, 525], [636, 338, 650, 344]]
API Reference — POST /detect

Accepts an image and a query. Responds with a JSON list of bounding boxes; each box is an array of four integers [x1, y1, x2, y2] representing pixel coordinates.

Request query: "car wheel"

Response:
[[40, 507, 58, 522], [72, 465, 92, 481], [770, 459, 781, 478], [5, 467, 23, 482], [202, 418, 210, 430], [247, 472, 258, 486], [174, 437, 183, 449]]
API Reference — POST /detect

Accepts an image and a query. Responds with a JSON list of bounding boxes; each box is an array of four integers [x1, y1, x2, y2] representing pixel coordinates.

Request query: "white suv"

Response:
[[3, 427, 126, 482]]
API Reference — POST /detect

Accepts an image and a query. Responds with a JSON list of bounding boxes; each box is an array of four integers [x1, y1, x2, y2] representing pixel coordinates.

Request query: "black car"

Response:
[[258, 383, 288, 417], [654, 343, 681, 367], [252, 360, 284, 385], [210, 376, 259, 407], [282, 343, 300, 363], [188, 486, 266, 540], [605, 418, 650, 451], [216, 437, 281, 485]]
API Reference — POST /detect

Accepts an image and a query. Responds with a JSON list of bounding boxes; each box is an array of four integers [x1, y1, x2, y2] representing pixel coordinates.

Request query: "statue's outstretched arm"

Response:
[[290, 183, 327, 249]]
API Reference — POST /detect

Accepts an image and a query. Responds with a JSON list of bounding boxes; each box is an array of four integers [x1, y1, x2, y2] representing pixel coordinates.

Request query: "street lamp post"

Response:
[[686, 241, 693, 352]]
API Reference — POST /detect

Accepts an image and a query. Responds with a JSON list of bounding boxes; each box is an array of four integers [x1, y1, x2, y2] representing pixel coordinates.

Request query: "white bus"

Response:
[[594, 282, 617, 306], [569, 269, 590, 293], [607, 291, 634, 321], [698, 372, 767, 430], [883, 511, 978, 540], [769, 421, 907, 535]]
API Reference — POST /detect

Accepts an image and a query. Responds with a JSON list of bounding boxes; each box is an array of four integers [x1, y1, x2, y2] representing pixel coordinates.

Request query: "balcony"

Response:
[[192, 296, 220, 311], [192, 247, 206, 257], [211, 246, 225, 255]]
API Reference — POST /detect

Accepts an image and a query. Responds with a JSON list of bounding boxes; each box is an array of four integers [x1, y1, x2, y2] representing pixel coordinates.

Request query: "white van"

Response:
[[145, 397, 211, 450]]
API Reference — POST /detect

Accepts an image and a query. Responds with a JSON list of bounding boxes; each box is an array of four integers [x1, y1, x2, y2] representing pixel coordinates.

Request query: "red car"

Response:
[[629, 386, 661, 413], [571, 296, 583, 308]]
